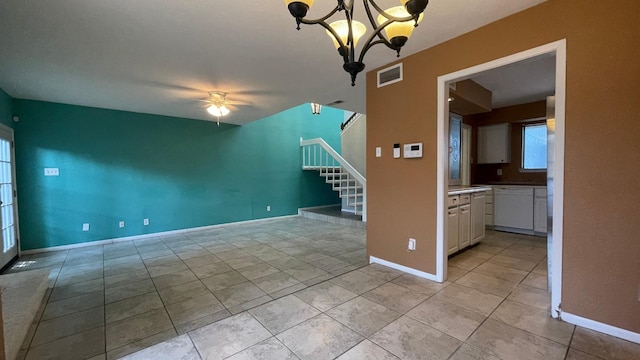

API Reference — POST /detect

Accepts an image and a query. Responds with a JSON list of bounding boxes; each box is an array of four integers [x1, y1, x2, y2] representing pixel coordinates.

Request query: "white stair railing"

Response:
[[300, 137, 366, 222]]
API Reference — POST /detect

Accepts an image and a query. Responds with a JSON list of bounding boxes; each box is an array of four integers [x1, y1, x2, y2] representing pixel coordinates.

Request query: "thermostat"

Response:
[[403, 142, 423, 158]]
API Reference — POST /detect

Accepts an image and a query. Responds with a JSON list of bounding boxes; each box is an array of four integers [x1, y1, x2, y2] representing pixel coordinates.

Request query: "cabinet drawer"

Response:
[[448, 195, 460, 208], [460, 194, 471, 205]]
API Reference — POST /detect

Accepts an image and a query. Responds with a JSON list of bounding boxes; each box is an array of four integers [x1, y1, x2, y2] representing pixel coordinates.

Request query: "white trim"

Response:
[[340, 113, 363, 134], [550, 40, 567, 319], [369, 256, 438, 281], [298, 204, 342, 212], [436, 76, 448, 283], [21, 215, 299, 255], [561, 312, 640, 345], [0, 123, 21, 265], [436, 40, 567, 307]]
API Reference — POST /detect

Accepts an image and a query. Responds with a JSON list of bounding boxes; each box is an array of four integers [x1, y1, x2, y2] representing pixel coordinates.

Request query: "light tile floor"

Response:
[[5, 218, 640, 360]]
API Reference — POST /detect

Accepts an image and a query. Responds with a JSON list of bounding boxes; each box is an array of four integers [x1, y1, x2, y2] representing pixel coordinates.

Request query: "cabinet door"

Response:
[[478, 124, 511, 164], [471, 193, 486, 244], [459, 204, 471, 249], [448, 207, 459, 255], [534, 197, 548, 233]]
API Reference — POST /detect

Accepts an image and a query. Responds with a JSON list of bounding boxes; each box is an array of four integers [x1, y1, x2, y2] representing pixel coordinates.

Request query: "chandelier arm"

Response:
[[297, 5, 342, 25], [362, 0, 393, 48], [304, 19, 350, 62], [345, 3, 357, 63], [358, 38, 393, 64], [368, 0, 418, 23]]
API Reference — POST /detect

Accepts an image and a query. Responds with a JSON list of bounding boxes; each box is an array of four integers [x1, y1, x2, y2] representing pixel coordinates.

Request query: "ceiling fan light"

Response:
[[207, 104, 230, 117], [326, 20, 367, 49], [377, 6, 423, 46]]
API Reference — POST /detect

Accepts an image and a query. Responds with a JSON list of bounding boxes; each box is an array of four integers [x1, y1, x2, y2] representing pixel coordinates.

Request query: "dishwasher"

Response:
[[494, 187, 534, 233]]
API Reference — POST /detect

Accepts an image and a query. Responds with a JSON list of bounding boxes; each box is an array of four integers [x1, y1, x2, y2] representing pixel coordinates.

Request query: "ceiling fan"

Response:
[[200, 91, 249, 125]]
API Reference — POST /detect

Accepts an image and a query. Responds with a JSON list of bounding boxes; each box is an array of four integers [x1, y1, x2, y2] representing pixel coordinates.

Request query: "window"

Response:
[[522, 123, 547, 170]]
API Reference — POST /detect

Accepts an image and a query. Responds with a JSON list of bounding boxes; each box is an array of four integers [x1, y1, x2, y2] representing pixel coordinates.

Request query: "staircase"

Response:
[[300, 138, 366, 222]]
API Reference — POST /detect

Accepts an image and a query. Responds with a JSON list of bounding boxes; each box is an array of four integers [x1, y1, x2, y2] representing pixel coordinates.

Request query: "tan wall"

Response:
[[366, 0, 640, 333], [466, 101, 547, 185]]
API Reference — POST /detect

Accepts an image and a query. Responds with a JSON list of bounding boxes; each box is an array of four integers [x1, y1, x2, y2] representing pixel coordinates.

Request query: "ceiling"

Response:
[[0, 0, 548, 125], [471, 54, 556, 108]]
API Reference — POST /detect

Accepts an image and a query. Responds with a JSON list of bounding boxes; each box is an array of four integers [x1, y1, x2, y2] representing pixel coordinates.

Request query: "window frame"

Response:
[[520, 121, 548, 172]]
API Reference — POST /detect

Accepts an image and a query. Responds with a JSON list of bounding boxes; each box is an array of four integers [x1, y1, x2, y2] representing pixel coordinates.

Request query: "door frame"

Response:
[[0, 123, 21, 269], [435, 39, 566, 318]]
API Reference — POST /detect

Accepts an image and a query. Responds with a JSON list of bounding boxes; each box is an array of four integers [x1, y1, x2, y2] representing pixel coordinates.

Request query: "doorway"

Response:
[[436, 40, 566, 319], [0, 124, 19, 270]]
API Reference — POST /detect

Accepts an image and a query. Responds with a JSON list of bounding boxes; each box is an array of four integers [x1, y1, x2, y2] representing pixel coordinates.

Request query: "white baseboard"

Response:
[[561, 311, 640, 344], [298, 204, 341, 213], [369, 256, 438, 281], [21, 215, 299, 255]]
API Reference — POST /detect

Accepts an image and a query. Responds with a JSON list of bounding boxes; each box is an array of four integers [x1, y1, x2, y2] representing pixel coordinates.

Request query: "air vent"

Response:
[[377, 63, 403, 88]]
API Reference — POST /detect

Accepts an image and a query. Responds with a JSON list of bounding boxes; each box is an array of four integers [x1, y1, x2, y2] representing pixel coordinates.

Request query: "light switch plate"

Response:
[[82, 223, 90, 231], [143, 218, 149, 226], [119, 221, 125, 228], [44, 168, 59, 176], [375, 147, 382, 158]]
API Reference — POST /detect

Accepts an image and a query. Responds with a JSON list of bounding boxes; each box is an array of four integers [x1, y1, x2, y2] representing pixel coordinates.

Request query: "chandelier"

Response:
[[284, 0, 429, 86]]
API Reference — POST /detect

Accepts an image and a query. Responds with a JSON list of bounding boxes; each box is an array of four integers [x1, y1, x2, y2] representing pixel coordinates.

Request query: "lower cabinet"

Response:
[[448, 192, 483, 255], [534, 188, 548, 234], [459, 204, 471, 249], [471, 192, 486, 245], [447, 206, 459, 255]]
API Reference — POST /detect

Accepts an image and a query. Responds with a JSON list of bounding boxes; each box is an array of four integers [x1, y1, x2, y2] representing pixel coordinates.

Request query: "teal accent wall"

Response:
[[12, 100, 343, 250], [0, 88, 13, 128]]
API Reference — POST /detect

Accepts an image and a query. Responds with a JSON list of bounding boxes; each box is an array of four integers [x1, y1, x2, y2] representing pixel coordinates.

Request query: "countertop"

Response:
[[448, 186, 492, 195]]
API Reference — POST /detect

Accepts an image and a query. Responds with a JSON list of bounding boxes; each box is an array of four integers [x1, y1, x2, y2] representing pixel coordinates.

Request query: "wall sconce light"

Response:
[[310, 103, 322, 115]]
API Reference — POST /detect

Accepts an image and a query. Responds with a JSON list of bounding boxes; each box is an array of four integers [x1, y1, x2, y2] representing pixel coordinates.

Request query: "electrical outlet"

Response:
[[119, 221, 125, 228], [408, 238, 416, 251], [143, 218, 150, 226], [267, 206, 271, 212], [82, 223, 90, 231], [497, 169, 503, 176]]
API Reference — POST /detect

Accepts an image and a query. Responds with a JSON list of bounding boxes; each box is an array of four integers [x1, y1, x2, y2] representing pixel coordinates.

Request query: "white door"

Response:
[[0, 125, 19, 269]]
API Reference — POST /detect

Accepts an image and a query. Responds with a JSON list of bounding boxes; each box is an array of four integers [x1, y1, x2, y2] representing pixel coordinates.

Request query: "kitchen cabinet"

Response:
[[471, 192, 486, 244], [484, 187, 494, 227], [534, 188, 548, 234], [448, 201, 459, 255], [448, 190, 486, 255], [478, 123, 511, 164], [459, 203, 471, 249]]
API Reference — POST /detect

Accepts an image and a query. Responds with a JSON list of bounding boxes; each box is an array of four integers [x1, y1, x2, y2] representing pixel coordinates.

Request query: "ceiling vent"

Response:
[[377, 63, 403, 88]]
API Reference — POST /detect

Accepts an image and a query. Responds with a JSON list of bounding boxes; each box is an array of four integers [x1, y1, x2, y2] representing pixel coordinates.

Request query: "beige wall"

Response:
[[341, 115, 367, 176], [366, 0, 640, 333]]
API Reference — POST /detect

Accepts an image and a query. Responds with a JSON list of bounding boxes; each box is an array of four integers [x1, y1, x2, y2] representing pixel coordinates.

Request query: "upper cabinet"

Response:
[[478, 123, 511, 164]]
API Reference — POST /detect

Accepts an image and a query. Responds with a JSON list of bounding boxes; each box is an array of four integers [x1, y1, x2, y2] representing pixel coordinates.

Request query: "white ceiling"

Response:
[[471, 54, 556, 108], [0, 0, 547, 125]]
